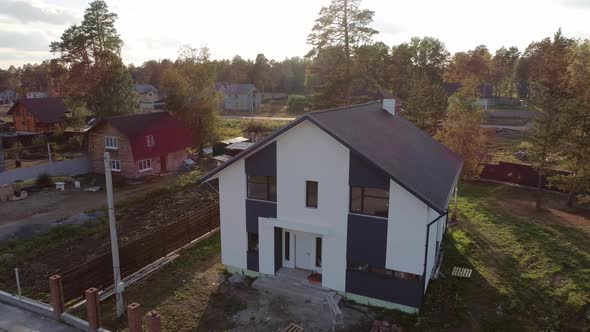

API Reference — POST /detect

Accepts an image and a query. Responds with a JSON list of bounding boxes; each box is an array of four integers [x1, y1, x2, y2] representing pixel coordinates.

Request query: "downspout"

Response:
[[419, 211, 448, 308]]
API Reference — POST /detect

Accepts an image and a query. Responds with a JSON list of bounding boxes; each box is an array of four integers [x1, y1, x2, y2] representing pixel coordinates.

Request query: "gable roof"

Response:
[[8, 98, 70, 123], [202, 101, 463, 213], [90, 112, 193, 159], [224, 83, 256, 95], [134, 84, 158, 94]]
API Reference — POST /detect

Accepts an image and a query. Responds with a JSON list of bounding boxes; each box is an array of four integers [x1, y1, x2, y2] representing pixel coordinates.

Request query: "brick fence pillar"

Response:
[[48, 275, 64, 320], [147, 311, 161, 332], [127, 302, 142, 332], [85, 288, 101, 331]]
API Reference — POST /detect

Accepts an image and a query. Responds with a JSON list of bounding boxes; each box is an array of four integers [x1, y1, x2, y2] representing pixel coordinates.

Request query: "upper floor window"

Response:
[[350, 186, 389, 218], [247, 175, 276, 202], [306, 181, 318, 208], [105, 136, 118, 150], [138, 159, 152, 172], [146, 135, 155, 147]]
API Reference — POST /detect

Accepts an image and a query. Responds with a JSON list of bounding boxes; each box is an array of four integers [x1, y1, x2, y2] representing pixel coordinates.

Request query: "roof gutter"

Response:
[[419, 210, 448, 308]]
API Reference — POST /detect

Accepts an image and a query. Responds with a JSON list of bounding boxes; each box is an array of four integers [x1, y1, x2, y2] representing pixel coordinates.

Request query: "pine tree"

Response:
[[307, 0, 377, 105]]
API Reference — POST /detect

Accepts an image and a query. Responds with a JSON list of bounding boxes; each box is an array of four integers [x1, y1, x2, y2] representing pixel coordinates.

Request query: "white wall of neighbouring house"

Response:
[[276, 120, 350, 292], [219, 159, 247, 270], [385, 179, 430, 276]]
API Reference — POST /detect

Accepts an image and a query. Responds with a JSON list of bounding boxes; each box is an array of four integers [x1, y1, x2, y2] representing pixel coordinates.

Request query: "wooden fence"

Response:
[[60, 203, 220, 303], [479, 161, 571, 192]]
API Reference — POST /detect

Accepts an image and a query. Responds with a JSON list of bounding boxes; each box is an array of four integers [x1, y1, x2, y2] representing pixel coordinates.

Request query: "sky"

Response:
[[1, 0, 590, 68]]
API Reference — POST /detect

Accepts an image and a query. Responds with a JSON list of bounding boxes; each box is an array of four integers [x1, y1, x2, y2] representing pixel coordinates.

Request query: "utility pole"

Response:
[[103, 152, 124, 317]]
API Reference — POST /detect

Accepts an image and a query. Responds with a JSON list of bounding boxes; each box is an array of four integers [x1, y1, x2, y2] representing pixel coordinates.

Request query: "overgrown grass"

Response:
[[414, 181, 590, 331], [76, 233, 225, 331]]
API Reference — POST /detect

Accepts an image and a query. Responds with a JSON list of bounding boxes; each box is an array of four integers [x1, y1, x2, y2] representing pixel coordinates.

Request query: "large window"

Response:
[[247, 232, 259, 253], [350, 186, 389, 217], [247, 176, 276, 201], [105, 136, 118, 150], [306, 181, 318, 208], [138, 159, 152, 172]]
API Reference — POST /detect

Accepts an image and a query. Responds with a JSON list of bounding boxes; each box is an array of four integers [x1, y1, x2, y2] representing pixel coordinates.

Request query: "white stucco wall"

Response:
[[276, 121, 350, 292], [385, 179, 430, 275], [218, 159, 247, 270]]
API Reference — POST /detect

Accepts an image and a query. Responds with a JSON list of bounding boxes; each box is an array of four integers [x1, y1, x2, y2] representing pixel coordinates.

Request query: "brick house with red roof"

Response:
[[7, 98, 70, 133], [88, 112, 193, 178]]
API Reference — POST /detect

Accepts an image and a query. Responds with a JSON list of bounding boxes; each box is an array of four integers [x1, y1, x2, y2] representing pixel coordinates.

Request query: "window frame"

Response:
[[110, 159, 121, 172], [146, 135, 155, 147], [138, 159, 152, 172], [284, 231, 290, 261], [306, 181, 318, 208], [349, 186, 389, 218], [105, 136, 118, 150], [246, 175, 277, 202], [315, 237, 322, 267]]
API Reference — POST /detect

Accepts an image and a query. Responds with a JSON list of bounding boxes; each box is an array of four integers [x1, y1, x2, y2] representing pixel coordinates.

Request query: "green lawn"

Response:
[[413, 181, 590, 331]]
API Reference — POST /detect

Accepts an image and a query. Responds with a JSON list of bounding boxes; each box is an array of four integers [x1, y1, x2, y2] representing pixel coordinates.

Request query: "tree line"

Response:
[[1, 0, 589, 207]]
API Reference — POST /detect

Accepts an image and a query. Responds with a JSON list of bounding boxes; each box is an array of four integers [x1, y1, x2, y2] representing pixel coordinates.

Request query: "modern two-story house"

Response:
[[200, 100, 463, 313]]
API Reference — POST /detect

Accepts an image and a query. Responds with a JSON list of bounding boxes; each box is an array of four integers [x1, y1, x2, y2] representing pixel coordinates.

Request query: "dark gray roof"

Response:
[[134, 84, 158, 94], [224, 83, 256, 95], [202, 101, 463, 213], [8, 98, 70, 123]]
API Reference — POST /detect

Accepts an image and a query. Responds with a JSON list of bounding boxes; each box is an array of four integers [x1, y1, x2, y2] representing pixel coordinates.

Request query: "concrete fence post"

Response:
[[85, 288, 101, 331], [48, 274, 64, 320], [127, 302, 142, 332], [146, 311, 161, 332]]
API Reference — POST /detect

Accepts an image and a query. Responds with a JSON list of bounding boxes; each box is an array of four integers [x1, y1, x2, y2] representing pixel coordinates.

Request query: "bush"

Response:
[[67, 135, 83, 151], [287, 95, 309, 113], [36, 173, 53, 188]]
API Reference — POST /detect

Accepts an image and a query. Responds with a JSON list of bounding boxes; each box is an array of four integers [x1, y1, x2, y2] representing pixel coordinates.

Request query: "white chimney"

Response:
[[383, 99, 396, 115]]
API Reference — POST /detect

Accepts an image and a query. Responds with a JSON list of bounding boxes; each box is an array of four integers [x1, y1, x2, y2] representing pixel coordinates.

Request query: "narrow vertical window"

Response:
[[247, 232, 259, 253], [306, 181, 318, 208], [285, 231, 290, 261], [316, 237, 322, 267]]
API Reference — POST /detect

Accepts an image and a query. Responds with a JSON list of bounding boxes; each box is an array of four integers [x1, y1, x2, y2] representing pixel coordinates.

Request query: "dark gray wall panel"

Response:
[[247, 251, 259, 272], [346, 214, 387, 267], [245, 142, 276, 176], [246, 199, 277, 233], [349, 151, 389, 190], [346, 271, 422, 308]]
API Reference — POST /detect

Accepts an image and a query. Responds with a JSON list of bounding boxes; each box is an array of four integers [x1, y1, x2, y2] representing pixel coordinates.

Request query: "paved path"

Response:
[[221, 115, 296, 121], [0, 302, 78, 332]]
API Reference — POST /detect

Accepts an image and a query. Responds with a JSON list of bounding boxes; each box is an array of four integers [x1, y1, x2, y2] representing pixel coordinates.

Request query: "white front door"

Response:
[[295, 231, 314, 270]]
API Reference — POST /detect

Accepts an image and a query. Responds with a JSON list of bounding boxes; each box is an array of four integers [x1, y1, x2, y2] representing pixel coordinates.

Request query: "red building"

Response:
[[7, 98, 70, 133], [88, 112, 194, 178]]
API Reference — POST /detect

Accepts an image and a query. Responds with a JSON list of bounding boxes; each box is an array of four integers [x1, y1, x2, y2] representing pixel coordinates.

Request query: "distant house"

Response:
[[7, 98, 70, 133], [88, 112, 193, 179], [442, 82, 493, 109], [223, 83, 261, 112], [26, 92, 49, 99], [134, 84, 165, 112], [0, 88, 17, 105]]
